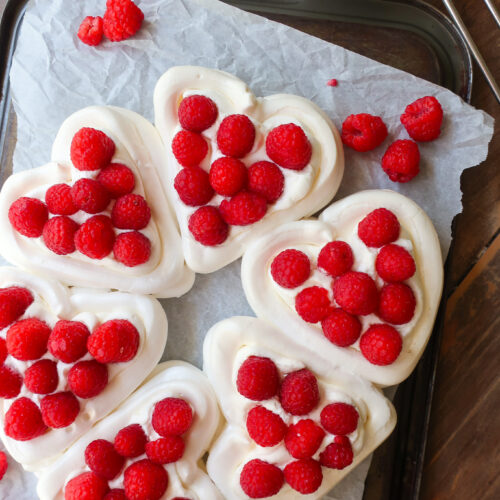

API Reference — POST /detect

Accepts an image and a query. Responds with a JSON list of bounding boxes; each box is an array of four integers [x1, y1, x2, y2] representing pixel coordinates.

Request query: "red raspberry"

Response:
[[78, 16, 104, 46], [284, 458, 323, 494], [327, 79, 338, 87], [378, 283, 416, 325], [71, 178, 110, 214], [317, 241, 354, 277], [188, 206, 229, 246], [376, 244, 416, 282], [360, 324, 402, 365], [64, 472, 109, 500], [178, 95, 218, 133], [123, 459, 168, 500], [217, 114, 255, 158], [209, 157, 247, 196], [279, 369, 320, 416], [172, 130, 208, 167], [321, 309, 362, 347], [0, 286, 33, 329], [295, 286, 333, 323], [70, 128, 115, 172], [321, 403, 359, 435], [247, 161, 284, 203], [333, 271, 378, 316], [88, 319, 139, 363], [85, 439, 125, 480], [240, 459, 284, 498], [271, 249, 310, 289], [236, 356, 280, 401], [246, 406, 287, 447], [152, 397, 193, 437], [24, 359, 59, 394], [48, 320, 90, 363], [45, 184, 78, 215], [75, 215, 115, 259], [104, 490, 127, 500], [9, 197, 48, 237], [358, 208, 400, 248], [103, 0, 144, 42], [0, 338, 6, 364], [219, 191, 267, 226], [145, 436, 185, 464], [113, 231, 151, 267], [285, 419, 325, 458], [381, 140, 420, 183], [174, 166, 214, 206], [401, 96, 443, 142], [320, 436, 353, 469], [4, 397, 47, 441], [111, 194, 151, 230], [6, 318, 51, 361], [0, 365, 23, 399], [40, 392, 80, 428], [42, 216, 79, 255], [341, 113, 388, 152], [68, 360, 108, 398], [266, 123, 312, 170], [114, 424, 148, 458], [97, 163, 135, 198], [0, 452, 7, 480]]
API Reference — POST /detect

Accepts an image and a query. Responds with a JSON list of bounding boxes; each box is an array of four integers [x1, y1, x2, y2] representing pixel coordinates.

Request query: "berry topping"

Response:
[[236, 356, 280, 401], [85, 439, 125, 480], [219, 191, 267, 226], [75, 215, 115, 259], [0, 338, 6, 364], [333, 271, 378, 316], [279, 369, 320, 416], [400, 96, 443, 142], [381, 139, 420, 183], [0, 286, 33, 330], [114, 424, 148, 458], [178, 95, 218, 133], [68, 360, 108, 399], [317, 241, 354, 277], [376, 244, 416, 282], [271, 249, 310, 289], [111, 194, 151, 230], [6, 318, 51, 361], [247, 160, 284, 203], [378, 282, 416, 324], [188, 206, 229, 246], [240, 459, 284, 499], [266, 123, 312, 170], [246, 406, 287, 447], [209, 157, 247, 196], [97, 163, 136, 198], [174, 166, 214, 206], [0, 452, 7, 481], [321, 308, 362, 347], [113, 231, 151, 267], [0, 366, 23, 399], [40, 392, 80, 428], [4, 397, 47, 441], [341, 113, 388, 152], [217, 114, 255, 158], [70, 128, 115, 172], [123, 459, 168, 500], [78, 16, 104, 46], [9, 197, 48, 237], [152, 397, 193, 437], [64, 472, 109, 500], [45, 184, 78, 215], [145, 436, 185, 464], [48, 320, 90, 363], [172, 130, 208, 167], [104, 490, 127, 500], [360, 324, 402, 365], [295, 286, 332, 323], [358, 208, 400, 248], [42, 216, 79, 255], [103, 0, 144, 42], [284, 458, 323, 494], [24, 359, 58, 394], [321, 402, 359, 435], [320, 436, 354, 469], [285, 419, 325, 459]]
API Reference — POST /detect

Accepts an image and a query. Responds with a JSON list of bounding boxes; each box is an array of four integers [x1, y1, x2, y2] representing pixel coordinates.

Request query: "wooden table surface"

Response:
[[0, 1, 498, 499]]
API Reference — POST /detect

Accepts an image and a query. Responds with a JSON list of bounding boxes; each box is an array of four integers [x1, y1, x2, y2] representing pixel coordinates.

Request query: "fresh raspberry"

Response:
[[113, 231, 151, 267], [172, 130, 208, 167], [358, 208, 400, 248], [188, 206, 229, 246], [178, 95, 218, 133], [78, 16, 104, 46], [40, 392, 80, 428], [85, 439, 125, 480], [236, 356, 280, 401], [97, 163, 136, 198], [68, 360, 108, 399], [246, 406, 287, 447], [6, 318, 51, 361], [104, 490, 127, 500], [174, 166, 214, 206], [24, 359, 58, 394], [219, 191, 267, 226], [48, 320, 90, 363], [217, 114, 255, 158], [333, 271, 378, 316], [42, 216, 79, 255], [279, 369, 320, 416], [123, 459, 168, 500], [376, 244, 416, 282], [0, 338, 6, 364], [75, 215, 115, 259], [321, 403, 359, 435], [209, 157, 247, 196], [266, 123, 312, 170], [271, 249, 310, 289], [64, 472, 109, 500], [45, 184, 78, 215], [320, 436, 353, 469], [145, 436, 185, 464], [327, 78, 338, 87], [4, 397, 47, 441], [0, 365, 23, 399], [111, 194, 151, 230], [401, 96, 443, 142], [295, 286, 333, 323], [284, 459, 323, 494], [8, 197, 48, 237], [0, 452, 7, 481], [285, 419, 325, 458], [152, 397, 193, 437], [240, 459, 284, 499], [321, 309, 362, 347], [0, 286, 33, 329], [247, 160, 284, 203], [378, 283, 416, 324], [71, 178, 110, 214], [88, 319, 139, 363], [103, 0, 144, 42], [381, 140, 420, 183], [341, 113, 388, 152], [359, 324, 402, 365], [70, 128, 115, 172], [317, 241, 354, 277], [114, 424, 148, 458]]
